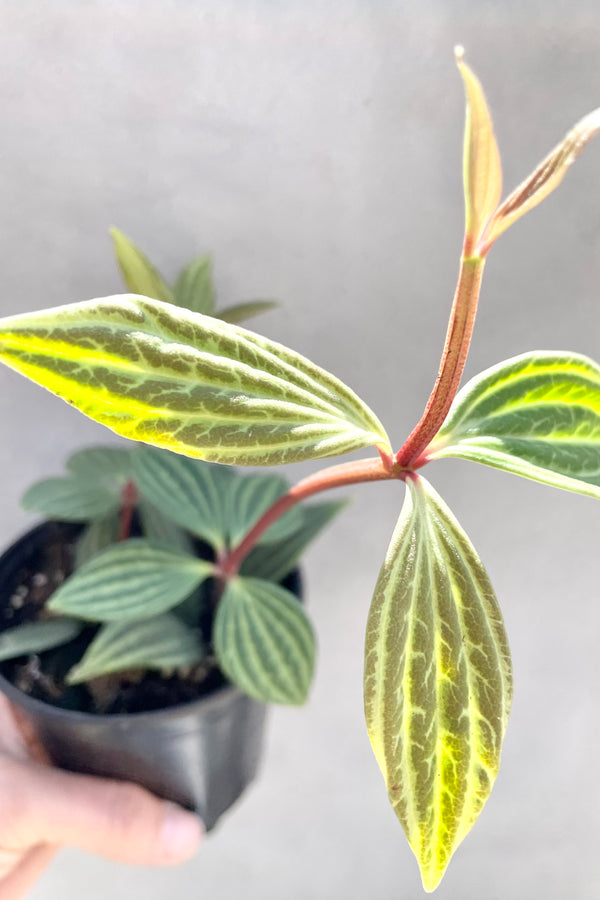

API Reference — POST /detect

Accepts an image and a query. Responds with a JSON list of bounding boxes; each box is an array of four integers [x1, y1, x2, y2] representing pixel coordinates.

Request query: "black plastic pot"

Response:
[[0, 521, 293, 831]]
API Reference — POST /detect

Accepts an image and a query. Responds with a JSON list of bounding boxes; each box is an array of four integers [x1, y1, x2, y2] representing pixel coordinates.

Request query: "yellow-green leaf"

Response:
[[110, 227, 174, 302], [455, 48, 502, 254], [429, 351, 600, 498], [364, 475, 512, 892], [0, 295, 391, 465]]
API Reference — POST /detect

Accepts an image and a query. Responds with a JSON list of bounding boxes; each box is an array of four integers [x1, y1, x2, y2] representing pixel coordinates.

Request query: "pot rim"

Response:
[[0, 666, 246, 724], [0, 519, 253, 725]]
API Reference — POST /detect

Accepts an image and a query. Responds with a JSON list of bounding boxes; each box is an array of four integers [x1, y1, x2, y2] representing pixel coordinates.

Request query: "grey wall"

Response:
[[1, 2, 599, 898]]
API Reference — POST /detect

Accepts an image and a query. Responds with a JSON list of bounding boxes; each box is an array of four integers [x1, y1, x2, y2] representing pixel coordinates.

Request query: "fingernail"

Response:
[[159, 803, 204, 862]]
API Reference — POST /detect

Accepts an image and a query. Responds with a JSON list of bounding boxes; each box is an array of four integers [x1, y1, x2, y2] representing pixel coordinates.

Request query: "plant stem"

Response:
[[220, 456, 400, 577], [395, 253, 485, 467], [118, 479, 138, 541]]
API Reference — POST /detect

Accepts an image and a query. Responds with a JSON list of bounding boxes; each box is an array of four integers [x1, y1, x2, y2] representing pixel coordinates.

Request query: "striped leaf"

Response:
[[0, 295, 391, 465], [429, 352, 600, 498], [47, 540, 213, 622], [174, 255, 215, 315], [214, 577, 315, 705], [74, 510, 121, 568], [364, 475, 512, 892], [132, 445, 234, 551], [67, 445, 132, 487], [110, 228, 174, 302], [225, 473, 302, 547], [66, 614, 205, 684], [217, 300, 278, 324], [21, 476, 119, 521], [240, 500, 345, 582], [0, 618, 83, 662]]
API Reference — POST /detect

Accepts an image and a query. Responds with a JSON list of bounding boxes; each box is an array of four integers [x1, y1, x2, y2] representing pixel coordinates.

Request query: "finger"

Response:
[[3, 758, 203, 866], [0, 844, 57, 900]]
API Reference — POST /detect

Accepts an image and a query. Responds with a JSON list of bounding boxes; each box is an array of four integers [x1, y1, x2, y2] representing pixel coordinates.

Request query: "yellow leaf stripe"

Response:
[[430, 351, 600, 498], [0, 296, 391, 465], [364, 475, 512, 891]]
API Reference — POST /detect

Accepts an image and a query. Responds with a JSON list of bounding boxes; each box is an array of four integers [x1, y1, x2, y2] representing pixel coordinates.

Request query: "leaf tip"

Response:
[[454, 44, 465, 63]]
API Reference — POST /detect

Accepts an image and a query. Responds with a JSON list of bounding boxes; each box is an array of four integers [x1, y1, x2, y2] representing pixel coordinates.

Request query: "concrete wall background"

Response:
[[0, 2, 599, 897]]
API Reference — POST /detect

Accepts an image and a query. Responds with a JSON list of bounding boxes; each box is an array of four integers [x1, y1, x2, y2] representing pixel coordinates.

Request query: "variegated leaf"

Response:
[[364, 475, 512, 892], [214, 576, 315, 705], [66, 613, 204, 684], [429, 351, 600, 498], [0, 295, 391, 465], [47, 539, 213, 622]]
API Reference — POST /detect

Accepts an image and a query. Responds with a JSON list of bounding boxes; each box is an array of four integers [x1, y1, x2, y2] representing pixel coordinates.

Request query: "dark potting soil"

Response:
[[0, 522, 228, 715]]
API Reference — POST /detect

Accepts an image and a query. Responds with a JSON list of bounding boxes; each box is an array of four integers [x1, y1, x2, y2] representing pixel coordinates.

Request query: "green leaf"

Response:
[[132, 445, 234, 551], [66, 613, 204, 684], [429, 351, 600, 499], [21, 476, 119, 521], [110, 228, 174, 302], [74, 510, 120, 568], [240, 500, 345, 582], [224, 472, 302, 547], [173, 255, 215, 315], [67, 445, 132, 489], [47, 539, 213, 622], [0, 295, 391, 466], [217, 300, 278, 325], [364, 475, 512, 892], [137, 499, 195, 554], [0, 618, 83, 662], [214, 577, 315, 705]]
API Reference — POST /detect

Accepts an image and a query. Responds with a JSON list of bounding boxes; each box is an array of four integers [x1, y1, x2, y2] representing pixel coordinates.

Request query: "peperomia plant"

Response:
[[0, 51, 599, 890]]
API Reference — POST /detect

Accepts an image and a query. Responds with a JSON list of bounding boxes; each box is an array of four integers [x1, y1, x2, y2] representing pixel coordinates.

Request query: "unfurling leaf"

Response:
[[66, 614, 204, 684], [174, 255, 215, 315], [110, 228, 174, 302], [214, 577, 315, 705], [364, 475, 512, 892], [455, 47, 502, 254], [0, 296, 390, 466], [21, 476, 119, 521], [429, 351, 600, 499], [47, 540, 213, 621], [0, 618, 83, 662], [482, 107, 600, 251]]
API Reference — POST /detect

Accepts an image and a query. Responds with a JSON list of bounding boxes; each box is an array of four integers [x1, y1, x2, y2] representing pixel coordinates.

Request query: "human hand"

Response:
[[0, 694, 203, 900]]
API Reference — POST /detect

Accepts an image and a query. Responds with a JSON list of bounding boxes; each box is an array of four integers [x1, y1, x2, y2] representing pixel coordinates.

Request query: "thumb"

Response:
[[4, 757, 203, 865]]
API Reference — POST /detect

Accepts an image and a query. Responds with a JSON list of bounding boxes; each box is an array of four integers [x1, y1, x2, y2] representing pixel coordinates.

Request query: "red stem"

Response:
[[220, 456, 401, 577], [118, 480, 138, 541], [395, 253, 485, 467]]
